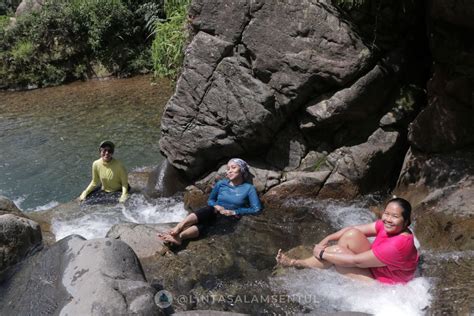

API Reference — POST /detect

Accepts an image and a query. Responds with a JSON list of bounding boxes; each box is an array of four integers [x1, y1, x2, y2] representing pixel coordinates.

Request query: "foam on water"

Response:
[[271, 268, 432, 316], [51, 194, 187, 241], [30, 200, 60, 212]]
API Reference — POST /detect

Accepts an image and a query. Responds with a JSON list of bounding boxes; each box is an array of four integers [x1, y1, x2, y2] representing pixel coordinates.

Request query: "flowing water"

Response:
[[0, 76, 173, 210], [269, 198, 433, 316], [1, 77, 470, 315]]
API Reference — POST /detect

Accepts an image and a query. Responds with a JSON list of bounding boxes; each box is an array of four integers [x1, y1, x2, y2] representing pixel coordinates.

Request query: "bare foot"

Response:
[[276, 249, 296, 267], [158, 233, 182, 246], [168, 224, 183, 236]]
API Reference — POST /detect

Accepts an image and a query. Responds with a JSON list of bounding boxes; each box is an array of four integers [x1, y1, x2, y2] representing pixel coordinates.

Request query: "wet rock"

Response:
[[0, 235, 160, 315], [394, 147, 474, 251], [419, 250, 474, 315], [154, 160, 190, 197], [0, 195, 28, 218], [128, 166, 159, 198], [120, 205, 332, 314], [319, 128, 406, 199], [0, 214, 42, 278], [106, 222, 174, 258]]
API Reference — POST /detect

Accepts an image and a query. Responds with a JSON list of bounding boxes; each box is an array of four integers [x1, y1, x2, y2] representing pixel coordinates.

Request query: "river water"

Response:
[[1, 76, 470, 315], [0, 75, 172, 210]]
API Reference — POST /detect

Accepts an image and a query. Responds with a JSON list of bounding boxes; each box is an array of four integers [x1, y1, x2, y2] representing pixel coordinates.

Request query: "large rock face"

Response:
[[160, 0, 377, 179], [160, 0, 427, 203], [0, 235, 160, 315], [394, 148, 474, 251], [408, 0, 474, 152]]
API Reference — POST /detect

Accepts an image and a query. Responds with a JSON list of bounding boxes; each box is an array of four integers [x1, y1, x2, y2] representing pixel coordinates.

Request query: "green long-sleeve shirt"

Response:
[[80, 158, 129, 202]]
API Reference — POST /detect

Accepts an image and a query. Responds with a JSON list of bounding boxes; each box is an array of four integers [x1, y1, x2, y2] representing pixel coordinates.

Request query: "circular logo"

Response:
[[154, 290, 173, 309]]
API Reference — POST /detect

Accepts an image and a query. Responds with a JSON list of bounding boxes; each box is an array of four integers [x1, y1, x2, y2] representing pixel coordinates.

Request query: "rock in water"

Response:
[[0, 235, 161, 315], [0, 214, 42, 278]]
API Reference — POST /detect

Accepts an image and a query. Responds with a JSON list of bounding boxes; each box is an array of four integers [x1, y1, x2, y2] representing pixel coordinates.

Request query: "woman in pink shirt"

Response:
[[276, 198, 419, 284]]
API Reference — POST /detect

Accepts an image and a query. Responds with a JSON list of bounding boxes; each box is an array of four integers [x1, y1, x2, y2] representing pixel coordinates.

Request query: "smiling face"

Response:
[[100, 146, 114, 163], [226, 161, 243, 184], [381, 202, 407, 235]]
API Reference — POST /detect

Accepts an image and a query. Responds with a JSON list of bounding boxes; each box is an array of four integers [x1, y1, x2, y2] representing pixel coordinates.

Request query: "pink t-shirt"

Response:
[[370, 220, 419, 284]]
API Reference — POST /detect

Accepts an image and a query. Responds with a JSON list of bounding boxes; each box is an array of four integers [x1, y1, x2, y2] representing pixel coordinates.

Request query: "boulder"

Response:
[[128, 166, 159, 198], [262, 171, 330, 207], [408, 71, 474, 152], [0, 195, 27, 218], [394, 147, 474, 251], [106, 222, 174, 258], [0, 235, 160, 315], [15, 0, 43, 17], [319, 128, 406, 199], [0, 214, 42, 278], [160, 0, 374, 179], [408, 0, 474, 152], [300, 61, 398, 129]]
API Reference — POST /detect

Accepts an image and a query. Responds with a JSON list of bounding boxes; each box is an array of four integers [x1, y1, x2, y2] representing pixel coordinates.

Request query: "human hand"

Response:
[[313, 244, 326, 259], [220, 209, 236, 216], [316, 237, 330, 248], [214, 205, 225, 212]]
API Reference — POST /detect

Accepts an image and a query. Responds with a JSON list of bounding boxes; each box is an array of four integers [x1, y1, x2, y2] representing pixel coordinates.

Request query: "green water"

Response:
[[0, 76, 174, 210]]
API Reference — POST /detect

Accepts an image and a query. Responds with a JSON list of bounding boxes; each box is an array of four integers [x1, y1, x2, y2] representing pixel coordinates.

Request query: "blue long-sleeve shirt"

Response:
[[207, 179, 262, 215]]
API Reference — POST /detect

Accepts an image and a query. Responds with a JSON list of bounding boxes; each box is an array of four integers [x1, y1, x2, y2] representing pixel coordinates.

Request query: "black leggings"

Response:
[[194, 205, 218, 233]]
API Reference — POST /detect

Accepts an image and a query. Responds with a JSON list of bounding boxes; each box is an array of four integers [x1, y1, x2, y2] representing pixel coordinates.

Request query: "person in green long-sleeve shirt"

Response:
[[79, 140, 129, 204]]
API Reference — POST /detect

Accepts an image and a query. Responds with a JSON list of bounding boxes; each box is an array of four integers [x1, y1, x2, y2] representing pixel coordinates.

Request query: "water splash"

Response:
[[30, 200, 60, 212], [271, 268, 432, 316], [271, 198, 433, 315], [51, 194, 187, 241]]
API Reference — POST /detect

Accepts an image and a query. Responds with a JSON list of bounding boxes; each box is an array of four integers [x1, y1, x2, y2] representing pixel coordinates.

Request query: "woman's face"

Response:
[[100, 146, 113, 162], [226, 161, 242, 182], [381, 202, 407, 235]]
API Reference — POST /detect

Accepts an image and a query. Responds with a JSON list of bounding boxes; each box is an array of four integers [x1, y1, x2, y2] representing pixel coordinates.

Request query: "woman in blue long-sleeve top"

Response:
[[158, 158, 262, 245]]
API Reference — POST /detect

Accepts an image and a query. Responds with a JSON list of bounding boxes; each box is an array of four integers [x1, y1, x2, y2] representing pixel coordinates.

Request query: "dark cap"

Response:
[[99, 140, 115, 150]]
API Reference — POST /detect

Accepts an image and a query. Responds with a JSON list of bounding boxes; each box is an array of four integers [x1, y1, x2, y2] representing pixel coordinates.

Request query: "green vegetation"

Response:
[[151, 0, 189, 80], [0, 0, 164, 89], [313, 156, 328, 172]]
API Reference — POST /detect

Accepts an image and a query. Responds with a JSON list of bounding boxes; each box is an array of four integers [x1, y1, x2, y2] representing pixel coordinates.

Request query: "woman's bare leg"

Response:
[[169, 213, 199, 236], [330, 228, 374, 281], [276, 249, 331, 269], [276, 228, 375, 281], [158, 225, 200, 246]]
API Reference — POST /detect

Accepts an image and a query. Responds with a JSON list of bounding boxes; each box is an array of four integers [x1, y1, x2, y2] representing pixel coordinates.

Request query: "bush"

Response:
[[0, 0, 163, 89], [151, 0, 189, 80]]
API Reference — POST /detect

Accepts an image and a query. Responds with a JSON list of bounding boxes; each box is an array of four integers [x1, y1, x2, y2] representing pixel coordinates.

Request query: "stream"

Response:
[[1, 77, 471, 315]]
